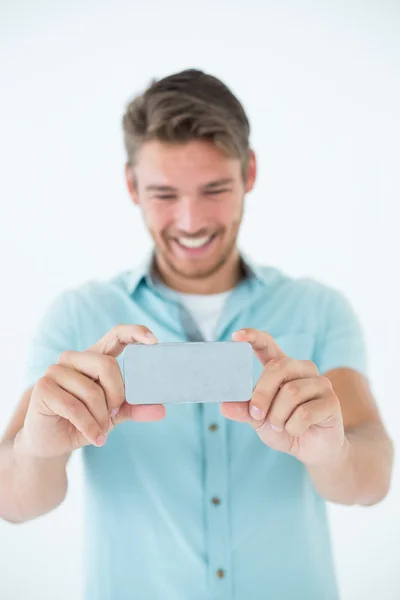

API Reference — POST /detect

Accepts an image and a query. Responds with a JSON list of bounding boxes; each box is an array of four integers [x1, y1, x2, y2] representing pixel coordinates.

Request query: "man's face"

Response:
[[127, 139, 256, 281]]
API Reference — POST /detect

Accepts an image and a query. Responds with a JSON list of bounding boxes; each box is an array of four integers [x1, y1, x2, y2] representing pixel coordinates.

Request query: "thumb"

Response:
[[111, 401, 166, 425], [232, 328, 286, 367]]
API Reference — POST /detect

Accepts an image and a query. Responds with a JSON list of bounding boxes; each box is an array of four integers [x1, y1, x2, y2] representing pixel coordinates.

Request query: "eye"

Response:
[[155, 194, 177, 200], [205, 188, 230, 196]]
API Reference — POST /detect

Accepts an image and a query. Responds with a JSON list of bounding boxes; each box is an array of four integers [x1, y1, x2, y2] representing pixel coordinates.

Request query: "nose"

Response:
[[174, 196, 207, 235]]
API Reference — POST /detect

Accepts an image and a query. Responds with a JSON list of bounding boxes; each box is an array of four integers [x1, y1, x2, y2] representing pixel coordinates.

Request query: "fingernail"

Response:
[[145, 332, 157, 340], [96, 433, 107, 446], [250, 405, 265, 420], [110, 408, 119, 418]]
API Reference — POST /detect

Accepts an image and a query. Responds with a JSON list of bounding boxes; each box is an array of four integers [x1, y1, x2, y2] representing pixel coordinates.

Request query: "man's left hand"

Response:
[[221, 328, 346, 467]]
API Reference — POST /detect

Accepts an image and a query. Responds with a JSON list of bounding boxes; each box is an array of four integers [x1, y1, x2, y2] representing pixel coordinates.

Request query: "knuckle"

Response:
[[267, 357, 287, 372], [36, 375, 54, 392], [85, 384, 104, 406], [297, 404, 311, 422], [262, 331, 274, 343], [321, 376, 333, 393], [286, 382, 303, 407], [113, 323, 141, 334], [302, 359, 318, 373], [45, 363, 61, 379], [285, 380, 300, 398], [65, 397, 82, 417], [107, 354, 118, 366], [57, 350, 72, 364], [102, 354, 119, 375]]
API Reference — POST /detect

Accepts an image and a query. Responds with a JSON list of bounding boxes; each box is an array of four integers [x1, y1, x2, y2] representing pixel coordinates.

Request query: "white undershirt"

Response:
[[155, 279, 232, 341], [176, 290, 232, 341]]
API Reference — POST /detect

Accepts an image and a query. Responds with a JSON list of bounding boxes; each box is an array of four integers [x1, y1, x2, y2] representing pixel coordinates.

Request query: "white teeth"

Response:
[[177, 235, 212, 249]]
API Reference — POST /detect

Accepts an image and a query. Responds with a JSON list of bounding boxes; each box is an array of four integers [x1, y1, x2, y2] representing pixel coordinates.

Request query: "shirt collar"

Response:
[[126, 249, 266, 295]]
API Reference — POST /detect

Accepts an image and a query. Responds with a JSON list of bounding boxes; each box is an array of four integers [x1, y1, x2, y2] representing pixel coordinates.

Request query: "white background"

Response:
[[0, 1, 399, 598]]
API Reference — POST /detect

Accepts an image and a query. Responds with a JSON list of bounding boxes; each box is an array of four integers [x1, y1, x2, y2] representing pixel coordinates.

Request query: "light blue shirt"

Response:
[[24, 253, 367, 600]]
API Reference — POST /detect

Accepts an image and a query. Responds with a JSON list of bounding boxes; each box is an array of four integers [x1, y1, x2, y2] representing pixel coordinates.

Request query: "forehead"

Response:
[[134, 139, 241, 187]]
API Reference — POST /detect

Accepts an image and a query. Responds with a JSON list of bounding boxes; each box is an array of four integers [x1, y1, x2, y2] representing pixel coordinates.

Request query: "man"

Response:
[[0, 69, 393, 600]]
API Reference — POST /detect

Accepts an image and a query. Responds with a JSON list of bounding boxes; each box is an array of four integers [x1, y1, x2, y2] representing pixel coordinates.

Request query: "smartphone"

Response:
[[122, 341, 253, 405]]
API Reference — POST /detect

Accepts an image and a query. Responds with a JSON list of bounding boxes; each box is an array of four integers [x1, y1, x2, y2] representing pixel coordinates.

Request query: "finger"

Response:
[[46, 364, 110, 433], [57, 351, 124, 417], [221, 400, 295, 455], [232, 328, 286, 366], [88, 324, 158, 357], [285, 395, 341, 438], [220, 401, 252, 423], [41, 376, 107, 447], [114, 401, 166, 424], [249, 358, 318, 422], [266, 376, 332, 432]]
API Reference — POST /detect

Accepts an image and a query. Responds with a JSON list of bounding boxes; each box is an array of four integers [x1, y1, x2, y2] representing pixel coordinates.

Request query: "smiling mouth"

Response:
[[169, 233, 219, 255], [175, 234, 216, 249]]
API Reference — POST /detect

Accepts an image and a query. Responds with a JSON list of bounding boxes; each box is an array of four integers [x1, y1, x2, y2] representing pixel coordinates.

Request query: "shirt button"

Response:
[[209, 423, 218, 432], [211, 496, 221, 506], [216, 569, 225, 579]]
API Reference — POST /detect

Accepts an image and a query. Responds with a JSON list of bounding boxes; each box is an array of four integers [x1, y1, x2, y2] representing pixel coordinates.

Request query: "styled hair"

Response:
[[122, 69, 251, 179]]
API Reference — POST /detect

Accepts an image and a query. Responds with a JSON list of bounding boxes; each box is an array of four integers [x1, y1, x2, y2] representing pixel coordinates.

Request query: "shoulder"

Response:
[[60, 269, 135, 307], [42, 269, 138, 331], [256, 264, 346, 306], [36, 269, 140, 351], [254, 264, 360, 335]]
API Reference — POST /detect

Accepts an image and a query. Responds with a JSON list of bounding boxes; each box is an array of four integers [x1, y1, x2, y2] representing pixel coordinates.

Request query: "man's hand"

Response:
[[17, 325, 166, 459], [221, 328, 345, 467]]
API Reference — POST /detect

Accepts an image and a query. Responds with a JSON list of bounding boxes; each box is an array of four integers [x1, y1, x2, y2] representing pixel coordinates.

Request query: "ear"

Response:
[[125, 163, 139, 206], [245, 149, 257, 193]]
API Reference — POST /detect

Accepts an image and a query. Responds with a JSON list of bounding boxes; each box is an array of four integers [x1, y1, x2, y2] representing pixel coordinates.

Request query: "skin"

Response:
[[0, 139, 393, 524], [125, 139, 257, 294]]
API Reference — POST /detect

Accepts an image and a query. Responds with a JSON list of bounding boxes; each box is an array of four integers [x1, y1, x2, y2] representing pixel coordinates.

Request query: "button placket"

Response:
[[202, 402, 232, 598]]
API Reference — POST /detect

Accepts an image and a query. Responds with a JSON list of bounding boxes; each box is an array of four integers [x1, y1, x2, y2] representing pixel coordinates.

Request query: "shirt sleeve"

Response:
[[23, 290, 81, 390], [312, 287, 369, 378]]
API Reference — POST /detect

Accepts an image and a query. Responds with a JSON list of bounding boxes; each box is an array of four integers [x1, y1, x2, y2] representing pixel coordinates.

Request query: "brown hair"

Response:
[[122, 69, 251, 179]]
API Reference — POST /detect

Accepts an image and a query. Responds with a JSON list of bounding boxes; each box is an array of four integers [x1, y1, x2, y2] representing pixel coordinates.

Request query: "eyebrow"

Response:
[[202, 178, 234, 190], [145, 178, 234, 193], [145, 185, 177, 193]]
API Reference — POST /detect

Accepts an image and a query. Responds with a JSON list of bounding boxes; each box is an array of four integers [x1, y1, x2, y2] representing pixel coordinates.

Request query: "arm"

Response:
[[0, 388, 70, 524], [222, 286, 394, 507], [0, 323, 164, 525], [0, 291, 77, 523], [306, 367, 393, 506]]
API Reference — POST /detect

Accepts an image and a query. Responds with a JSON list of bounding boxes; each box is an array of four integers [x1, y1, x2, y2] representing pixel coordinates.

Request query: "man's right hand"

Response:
[[16, 325, 165, 459]]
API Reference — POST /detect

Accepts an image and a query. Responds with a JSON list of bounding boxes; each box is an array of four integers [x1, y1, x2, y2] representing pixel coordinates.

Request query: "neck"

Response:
[[154, 248, 244, 295]]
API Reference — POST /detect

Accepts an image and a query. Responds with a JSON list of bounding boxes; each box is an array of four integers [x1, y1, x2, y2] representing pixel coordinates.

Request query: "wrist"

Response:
[[13, 428, 69, 468], [306, 435, 351, 471], [10, 430, 68, 523], [13, 428, 41, 462]]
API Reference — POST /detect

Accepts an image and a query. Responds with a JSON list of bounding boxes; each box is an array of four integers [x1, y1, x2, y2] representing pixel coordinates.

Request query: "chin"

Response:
[[170, 252, 232, 280], [176, 264, 218, 280]]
